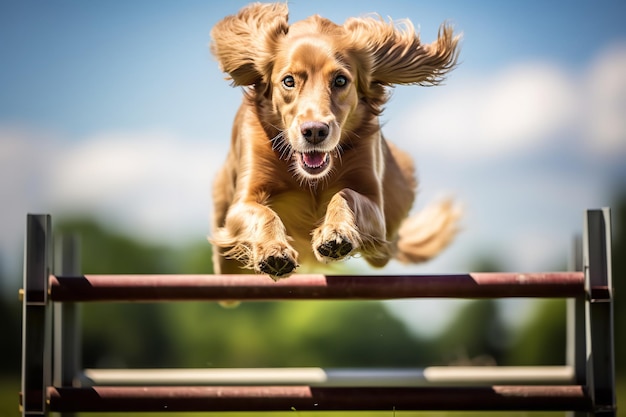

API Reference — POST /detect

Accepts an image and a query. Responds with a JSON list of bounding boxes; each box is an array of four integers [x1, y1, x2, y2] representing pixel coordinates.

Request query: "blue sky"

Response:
[[2, 1, 626, 334], [2, 1, 625, 139]]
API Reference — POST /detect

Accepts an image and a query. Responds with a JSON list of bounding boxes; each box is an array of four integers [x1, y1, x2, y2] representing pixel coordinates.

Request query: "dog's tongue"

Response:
[[303, 152, 326, 168]]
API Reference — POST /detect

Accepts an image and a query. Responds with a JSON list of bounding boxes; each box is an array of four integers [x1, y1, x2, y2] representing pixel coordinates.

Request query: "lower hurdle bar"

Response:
[[47, 385, 591, 412]]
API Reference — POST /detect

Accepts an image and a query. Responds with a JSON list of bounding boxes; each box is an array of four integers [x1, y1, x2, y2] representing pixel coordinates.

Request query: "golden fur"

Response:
[[210, 2, 461, 279]]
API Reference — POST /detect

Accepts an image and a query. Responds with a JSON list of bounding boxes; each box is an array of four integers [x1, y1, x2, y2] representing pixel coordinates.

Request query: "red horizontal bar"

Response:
[[48, 272, 584, 302], [47, 385, 591, 412]]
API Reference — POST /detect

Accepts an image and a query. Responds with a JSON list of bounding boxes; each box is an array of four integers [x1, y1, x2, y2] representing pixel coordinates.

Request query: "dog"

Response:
[[210, 2, 461, 279]]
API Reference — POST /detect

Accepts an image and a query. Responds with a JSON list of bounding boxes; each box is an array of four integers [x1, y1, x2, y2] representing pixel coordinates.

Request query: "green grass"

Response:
[[72, 412, 569, 417], [0, 377, 20, 417], [3, 376, 624, 417]]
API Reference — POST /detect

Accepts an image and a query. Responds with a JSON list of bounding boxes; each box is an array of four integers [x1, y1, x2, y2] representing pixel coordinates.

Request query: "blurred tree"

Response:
[[160, 300, 435, 368], [433, 300, 510, 366], [55, 218, 184, 275], [504, 299, 566, 366], [0, 287, 21, 374], [177, 241, 215, 274]]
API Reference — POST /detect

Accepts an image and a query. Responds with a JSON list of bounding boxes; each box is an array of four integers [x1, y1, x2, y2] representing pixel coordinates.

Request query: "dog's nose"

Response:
[[300, 121, 329, 144]]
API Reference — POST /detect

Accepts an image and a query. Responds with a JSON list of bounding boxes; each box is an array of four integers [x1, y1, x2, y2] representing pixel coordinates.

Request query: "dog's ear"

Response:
[[344, 17, 460, 88], [211, 3, 289, 86]]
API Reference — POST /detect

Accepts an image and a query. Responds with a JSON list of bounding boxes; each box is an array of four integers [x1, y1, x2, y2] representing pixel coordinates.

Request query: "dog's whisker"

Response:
[[282, 146, 293, 160], [288, 162, 301, 178], [334, 146, 344, 167], [270, 133, 296, 162], [323, 168, 333, 188], [285, 147, 295, 161], [270, 132, 285, 148]]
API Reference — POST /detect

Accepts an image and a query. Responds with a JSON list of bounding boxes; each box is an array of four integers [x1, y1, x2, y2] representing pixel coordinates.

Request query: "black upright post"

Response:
[[583, 208, 616, 416], [21, 214, 52, 416]]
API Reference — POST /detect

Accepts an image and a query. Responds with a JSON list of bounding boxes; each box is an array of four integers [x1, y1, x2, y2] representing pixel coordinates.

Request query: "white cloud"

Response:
[[479, 65, 577, 148], [394, 63, 577, 159], [49, 131, 227, 243], [394, 43, 626, 160], [583, 43, 626, 155], [0, 128, 228, 266]]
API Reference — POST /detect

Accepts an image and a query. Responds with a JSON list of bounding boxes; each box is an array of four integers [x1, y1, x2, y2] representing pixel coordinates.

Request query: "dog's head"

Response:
[[211, 3, 460, 183]]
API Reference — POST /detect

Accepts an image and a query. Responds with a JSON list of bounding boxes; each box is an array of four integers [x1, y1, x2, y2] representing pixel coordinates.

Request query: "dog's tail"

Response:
[[394, 198, 461, 264]]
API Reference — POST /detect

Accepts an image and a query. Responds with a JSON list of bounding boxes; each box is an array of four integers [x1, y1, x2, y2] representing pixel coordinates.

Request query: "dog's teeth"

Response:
[[303, 152, 327, 168]]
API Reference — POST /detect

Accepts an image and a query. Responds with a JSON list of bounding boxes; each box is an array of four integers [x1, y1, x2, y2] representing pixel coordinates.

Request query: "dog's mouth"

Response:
[[296, 151, 331, 176]]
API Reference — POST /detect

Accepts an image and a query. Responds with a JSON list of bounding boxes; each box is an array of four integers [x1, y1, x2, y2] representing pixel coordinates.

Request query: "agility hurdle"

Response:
[[20, 209, 616, 415]]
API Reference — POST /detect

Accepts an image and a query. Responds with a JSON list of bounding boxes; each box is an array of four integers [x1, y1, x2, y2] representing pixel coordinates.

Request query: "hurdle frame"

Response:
[[20, 209, 616, 415]]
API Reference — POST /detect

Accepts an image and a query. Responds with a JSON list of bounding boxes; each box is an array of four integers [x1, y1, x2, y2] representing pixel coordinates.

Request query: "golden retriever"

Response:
[[210, 2, 461, 279]]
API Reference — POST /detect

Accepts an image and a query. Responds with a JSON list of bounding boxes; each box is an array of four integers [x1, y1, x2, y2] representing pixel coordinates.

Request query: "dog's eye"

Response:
[[282, 76, 295, 89], [333, 75, 348, 88]]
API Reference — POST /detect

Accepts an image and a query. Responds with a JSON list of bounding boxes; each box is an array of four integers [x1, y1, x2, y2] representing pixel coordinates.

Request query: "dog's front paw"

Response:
[[258, 254, 297, 279], [317, 236, 353, 260], [255, 244, 298, 280], [313, 227, 358, 263]]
